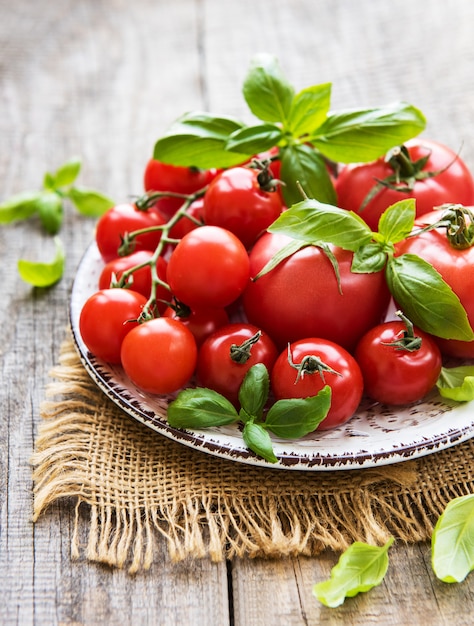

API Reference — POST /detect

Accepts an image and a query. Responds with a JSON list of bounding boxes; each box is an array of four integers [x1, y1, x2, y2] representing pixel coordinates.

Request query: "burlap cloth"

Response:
[[31, 336, 474, 573]]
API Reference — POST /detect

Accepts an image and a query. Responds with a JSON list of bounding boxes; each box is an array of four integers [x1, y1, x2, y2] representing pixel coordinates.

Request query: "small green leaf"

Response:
[[17, 236, 65, 287], [0, 190, 44, 223], [265, 386, 331, 438], [269, 198, 373, 251], [386, 254, 474, 341], [49, 157, 82, 189], [253, 239, 310, 280], [37, 191, 63, 234], [242, 53, 294, 125], [225, 123, 284, 155], [238, 364, 270, 419], [436, 366, 474, 402], [313, 538, 394, 608], [287, 83, 332, 137], [153, 112, 252, 169], [280, 144, 337, 206], [351, 243, 387, 273], [310, 102, 426, 163], [167, 388, 239, 429], [377, 199, 416, 244], [68, 187, 115, 217], [432, 494, 474, 583], [242, 421, 278, 463]]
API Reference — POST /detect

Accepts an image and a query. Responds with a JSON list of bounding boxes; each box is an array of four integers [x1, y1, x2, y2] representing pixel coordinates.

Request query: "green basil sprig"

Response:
[[0, 157, 114, 287], [153, 53, 426, 207], [167, 363, 331, 464], [268, 198, 473, 342]]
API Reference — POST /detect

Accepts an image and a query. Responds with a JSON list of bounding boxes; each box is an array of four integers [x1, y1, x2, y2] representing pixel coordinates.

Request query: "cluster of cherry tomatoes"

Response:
[[79, 138, 474, 432]]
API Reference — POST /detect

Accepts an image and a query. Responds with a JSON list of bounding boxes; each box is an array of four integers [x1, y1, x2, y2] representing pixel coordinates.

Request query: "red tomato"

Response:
[[120, 317, 197, 394], [143, 159, 216, 219], [98, 251, 169, 313], [196, 323, 278, 406], [336, 139, 474, 231], [166, 226, 250, 309], [271, 338, 363, 430], [163, 305, 229, 347], [203, 166, 283, 248], [355, 318, 442, 405], [95, 203, 165, 263], [79, 289, 147, 364], [396, 208, 474, 358], [243, 232, 391, 351]]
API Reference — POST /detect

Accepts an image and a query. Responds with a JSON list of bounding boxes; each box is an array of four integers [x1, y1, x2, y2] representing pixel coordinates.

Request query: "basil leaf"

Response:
[[436, 366, 474, 402], [242, 53, 294, 125], [269, 198, 372, 250], [47, 157, 82, 189], [167, 388, 239, 429], [377, 199, 416, 244], [432, 494, 474, 583], [265, 386, 331, 438], [351, 243, 387, 274], [225, 123, 283, 155], [287, 83, 332, 137], [0, 191, 44, 223], [68, 187, 115, 217], [242, 421, 278, 464], [280, 144, 337, 206], [153, 112, 252, 169], [386, 254, 474, 341], [37, 191, 64, 234], [238, 364, 269, 419], [252, 239, 310, 280], [310, 102, 426, 163], [17, 236, 65, 287], [313, 538, 394, 608]]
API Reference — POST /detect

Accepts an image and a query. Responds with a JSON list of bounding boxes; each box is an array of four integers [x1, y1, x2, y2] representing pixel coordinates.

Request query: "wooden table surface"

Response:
[[2, 1, 474, 624]]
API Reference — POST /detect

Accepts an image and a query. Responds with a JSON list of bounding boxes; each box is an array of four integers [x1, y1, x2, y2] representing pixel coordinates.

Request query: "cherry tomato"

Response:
[[120, 317, 197, 395], [95, 203, 165, 263], [98, 250, 169, 313], [271, 338, 363, 430], [196, 323, 278, 406], [355, 317, 443, 405], [166, 226, 250, 309], [143, 159, 216, 219], [396, 207, 474, 358], [336, 139, 474, 231], [163, 305, 229, 347], [243, 232, 391, 351], [79, 288, 147, 364], [203, 166, 283, 248]]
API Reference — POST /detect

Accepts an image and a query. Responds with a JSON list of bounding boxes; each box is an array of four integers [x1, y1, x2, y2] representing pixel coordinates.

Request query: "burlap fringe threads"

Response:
[[31, 339, 474, 574]]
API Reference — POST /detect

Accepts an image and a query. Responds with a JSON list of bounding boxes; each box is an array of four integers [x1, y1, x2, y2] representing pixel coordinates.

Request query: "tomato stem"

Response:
[[411, 204, 474, 250], [287, 344, 342, 384], [230, 331, 263, 364], [382, 310, 422, 352]]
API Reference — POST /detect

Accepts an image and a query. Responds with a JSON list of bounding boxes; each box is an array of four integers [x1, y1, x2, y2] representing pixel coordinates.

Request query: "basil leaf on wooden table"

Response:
[[17, 236, 65, 287]]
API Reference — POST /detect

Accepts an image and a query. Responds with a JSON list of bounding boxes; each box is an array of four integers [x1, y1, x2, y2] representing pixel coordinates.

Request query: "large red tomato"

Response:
[[396, 208, 474, 358], [336, 139, 474, 231], [242, 232, 391, 351]]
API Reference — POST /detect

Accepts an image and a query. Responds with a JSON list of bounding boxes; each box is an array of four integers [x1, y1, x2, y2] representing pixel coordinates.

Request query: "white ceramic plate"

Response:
[[69, 242, 474, 471]]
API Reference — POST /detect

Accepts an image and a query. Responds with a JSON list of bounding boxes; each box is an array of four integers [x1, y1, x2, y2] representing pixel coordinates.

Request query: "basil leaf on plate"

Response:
[[238, 363, 269, 420], [436, 366, 474, 402], [265, 386, 331, 439], [242, 421, 278, 464], [167, 388, 239, 429]]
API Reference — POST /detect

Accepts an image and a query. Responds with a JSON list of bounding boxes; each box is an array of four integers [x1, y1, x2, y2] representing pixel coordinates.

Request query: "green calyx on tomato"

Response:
[[412, 204, 474, 250], [286, 344, 342, 383], [381, 310, 422, 352], [230, 330, 264, 364], [151, 53, 426, 207], [268, 197, 474, 342]]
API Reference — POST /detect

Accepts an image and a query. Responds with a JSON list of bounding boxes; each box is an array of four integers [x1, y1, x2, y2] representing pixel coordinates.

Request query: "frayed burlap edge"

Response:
[[31, 338, 474, 573]]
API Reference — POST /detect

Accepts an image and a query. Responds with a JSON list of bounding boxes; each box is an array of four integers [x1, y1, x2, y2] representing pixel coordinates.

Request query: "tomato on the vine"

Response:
[[79, 288, 147, 364], [271, 338, 363, 430], [163, 304, 229, 347], [95, 203, 165, 263], [98, 250, 169, 313], [336, 139, 474, 231], [243, 232, 391, 351], [166, 225, 250, 309], [396, 207, 474, 358], [354, 313, 443, 405], [196, 323, 278, 406], [203, 165, 283, 249], [166, 198, 205, 240], [120, 317, 197, 395], [143, 159, 216, 219]]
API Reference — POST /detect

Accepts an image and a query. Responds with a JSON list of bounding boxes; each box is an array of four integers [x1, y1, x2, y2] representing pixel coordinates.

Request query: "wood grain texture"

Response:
[[2, 0, 474, 624]]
